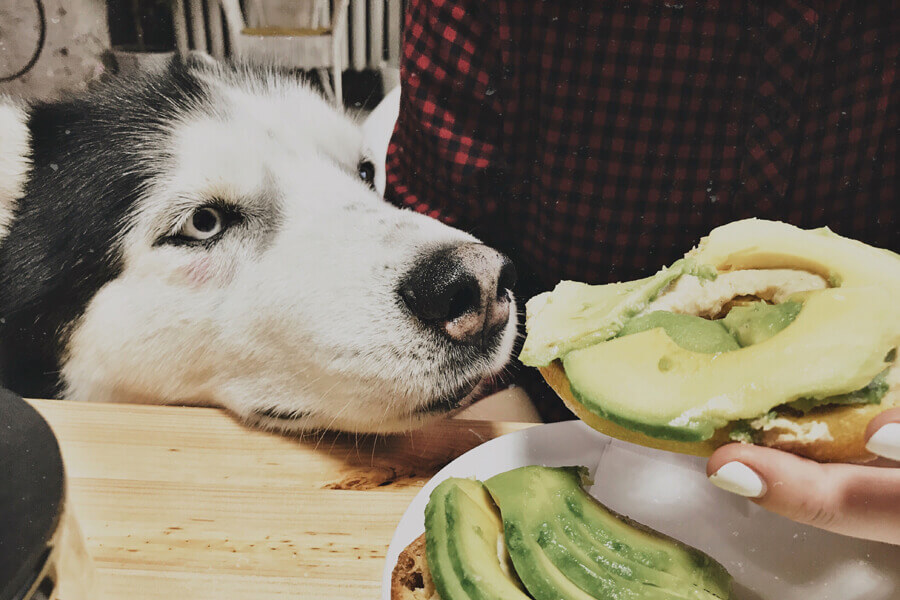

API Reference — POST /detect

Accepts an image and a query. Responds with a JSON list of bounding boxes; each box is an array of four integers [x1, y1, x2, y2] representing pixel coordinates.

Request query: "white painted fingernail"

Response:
[[866, 423, 900, 461], [709, 462, 767, 498]]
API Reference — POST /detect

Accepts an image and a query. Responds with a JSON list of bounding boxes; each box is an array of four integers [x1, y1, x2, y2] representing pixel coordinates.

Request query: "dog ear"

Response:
[[0, 99, 30, 238], [362, 85, 401, 196]]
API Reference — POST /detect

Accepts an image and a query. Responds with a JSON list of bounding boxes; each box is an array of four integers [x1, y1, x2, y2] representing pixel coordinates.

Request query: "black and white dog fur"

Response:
[[0, 56, 517, 433]]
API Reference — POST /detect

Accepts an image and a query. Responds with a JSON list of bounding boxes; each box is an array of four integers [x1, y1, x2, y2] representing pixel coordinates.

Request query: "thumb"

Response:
[[706, 435, 900, 544]]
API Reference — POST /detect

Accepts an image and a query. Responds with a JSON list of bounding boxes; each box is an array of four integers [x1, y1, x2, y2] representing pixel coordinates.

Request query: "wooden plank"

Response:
[[172, 0, 191, 55], [386, 0, 401, 68], [188, 0, 208, 51], [31, 400, 532, 599], [369, 0, 385, 67], [241, 26, 331, 36], [350, 0, 366, 70], [205, 0, 226, 58]]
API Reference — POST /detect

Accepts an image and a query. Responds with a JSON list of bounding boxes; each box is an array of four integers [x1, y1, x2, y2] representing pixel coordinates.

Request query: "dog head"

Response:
[[0, 58, 517, 433]]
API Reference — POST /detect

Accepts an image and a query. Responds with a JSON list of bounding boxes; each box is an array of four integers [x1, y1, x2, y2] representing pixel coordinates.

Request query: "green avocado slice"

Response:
[[520, 259, 716, 367], [535, 519, 715, 600], [484, 466, 732, 600], [720, 301, 801, 347], [425, 478, 531, 600], [617, 312, 740, 354], [425, 485, 471, 600], [784, 368, 889, 414], [563, 287, 898, 441], [534, 523, 647, 599], [551, 509, 730, 600]]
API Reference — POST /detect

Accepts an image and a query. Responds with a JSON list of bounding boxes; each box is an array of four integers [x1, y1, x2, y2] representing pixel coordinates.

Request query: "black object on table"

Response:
[[0, 388, 65, 600]]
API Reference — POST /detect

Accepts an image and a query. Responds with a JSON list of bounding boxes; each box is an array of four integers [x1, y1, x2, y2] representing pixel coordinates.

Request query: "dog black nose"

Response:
[[399, 243, 516, 345]]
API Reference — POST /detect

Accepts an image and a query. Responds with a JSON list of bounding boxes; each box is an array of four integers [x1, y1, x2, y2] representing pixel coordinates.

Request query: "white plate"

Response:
[[381, 421, 900, 600]]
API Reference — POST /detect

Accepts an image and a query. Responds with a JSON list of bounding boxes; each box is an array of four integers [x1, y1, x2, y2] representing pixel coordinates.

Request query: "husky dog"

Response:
[[0, 57, 517, 433]]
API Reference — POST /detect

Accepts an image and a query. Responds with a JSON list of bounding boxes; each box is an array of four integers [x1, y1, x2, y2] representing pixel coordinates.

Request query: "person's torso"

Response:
[[490, 1, 897, 293]]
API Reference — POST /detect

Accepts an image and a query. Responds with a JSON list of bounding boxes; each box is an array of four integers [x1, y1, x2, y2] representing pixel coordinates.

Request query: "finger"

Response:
[[707, 443, 900, 544], [865, 407, 900, 461]]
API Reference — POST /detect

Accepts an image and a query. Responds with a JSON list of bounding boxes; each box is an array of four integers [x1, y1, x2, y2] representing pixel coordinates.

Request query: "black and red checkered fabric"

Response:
[[385, 0, 899, 420]]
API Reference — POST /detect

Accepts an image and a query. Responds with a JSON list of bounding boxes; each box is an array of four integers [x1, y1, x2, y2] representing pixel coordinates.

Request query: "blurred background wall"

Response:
[[1, 0, 401, 108], [1, 0, 109, 100]]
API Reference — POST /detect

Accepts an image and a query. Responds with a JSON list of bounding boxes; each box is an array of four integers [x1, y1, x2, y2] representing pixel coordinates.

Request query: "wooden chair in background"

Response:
[[218, 0, 350, 104]]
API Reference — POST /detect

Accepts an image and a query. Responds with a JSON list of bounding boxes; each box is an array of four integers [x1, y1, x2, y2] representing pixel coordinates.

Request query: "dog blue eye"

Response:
[[358, 160, 375, 188], [180, 207, 223, 240], [156, 205, 241, 247], [193, 208, 219, 232]]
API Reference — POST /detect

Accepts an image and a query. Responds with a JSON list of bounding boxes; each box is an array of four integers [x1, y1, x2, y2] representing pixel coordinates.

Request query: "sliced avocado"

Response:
[[720, 301, 801, 347], [425, 484, 471, 600], [425, 478, 531, 600], [728, 368, 890, 443], [563, 287, 899, 441], [539, 510, 724, 599], [618, 312, 740, 354], [520, 259, 717, 367], [785, 369, 889, 414], [484, 466, 732, 600], [688, 219, 900, 290]]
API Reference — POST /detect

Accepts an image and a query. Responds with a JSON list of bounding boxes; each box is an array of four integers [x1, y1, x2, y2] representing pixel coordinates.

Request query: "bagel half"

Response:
[[522, 219, 900, 463]]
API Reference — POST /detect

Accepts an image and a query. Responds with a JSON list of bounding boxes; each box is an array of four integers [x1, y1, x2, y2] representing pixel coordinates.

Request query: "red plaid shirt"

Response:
[[385, 1, 899, 419]]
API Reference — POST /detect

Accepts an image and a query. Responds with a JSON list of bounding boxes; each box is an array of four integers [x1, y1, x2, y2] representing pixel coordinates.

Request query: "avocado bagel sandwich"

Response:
[[519, 219, 900, 463]]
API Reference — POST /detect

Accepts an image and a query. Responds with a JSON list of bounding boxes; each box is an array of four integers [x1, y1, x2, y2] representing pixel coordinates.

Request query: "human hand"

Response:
[[706, 407, 900, 545]]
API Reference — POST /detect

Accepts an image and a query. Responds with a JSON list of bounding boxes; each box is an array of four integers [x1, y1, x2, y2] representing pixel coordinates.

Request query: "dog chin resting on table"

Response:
[[0, 55, 517, 434]]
